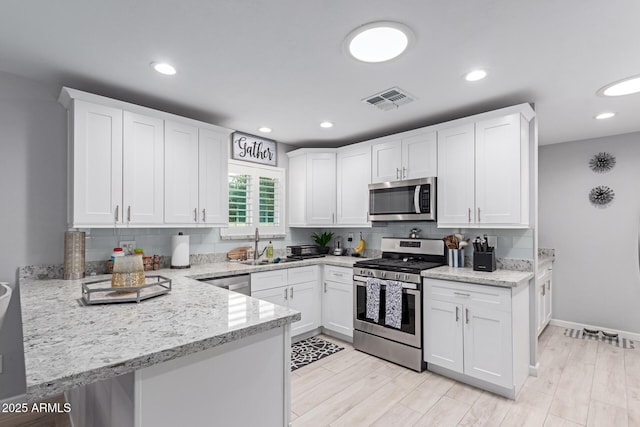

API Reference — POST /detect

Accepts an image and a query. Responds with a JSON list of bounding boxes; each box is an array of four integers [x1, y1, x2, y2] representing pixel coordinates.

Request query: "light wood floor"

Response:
[[292, 326, 640, 427], [0, 395, 71, 427]]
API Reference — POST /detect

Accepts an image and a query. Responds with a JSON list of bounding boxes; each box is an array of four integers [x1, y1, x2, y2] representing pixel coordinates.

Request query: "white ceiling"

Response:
[[1, 1, 639, 147]]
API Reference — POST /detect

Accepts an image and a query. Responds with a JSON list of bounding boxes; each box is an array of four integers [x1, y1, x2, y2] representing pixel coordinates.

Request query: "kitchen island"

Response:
[[20, 266, 302, 427]]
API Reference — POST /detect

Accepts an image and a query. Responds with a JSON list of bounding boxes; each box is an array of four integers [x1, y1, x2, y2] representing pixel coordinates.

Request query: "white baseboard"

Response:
[[549, 318, 640, 341], [528, 363, 539, 377]]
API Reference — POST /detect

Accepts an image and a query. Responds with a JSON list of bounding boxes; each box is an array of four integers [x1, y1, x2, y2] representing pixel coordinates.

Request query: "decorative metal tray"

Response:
[[81, 275, 171, 305]]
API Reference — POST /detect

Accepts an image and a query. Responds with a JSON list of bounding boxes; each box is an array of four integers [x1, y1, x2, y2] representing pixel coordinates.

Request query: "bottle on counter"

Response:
[[267, 241, 274, 260], [111, 247, 124, 262]]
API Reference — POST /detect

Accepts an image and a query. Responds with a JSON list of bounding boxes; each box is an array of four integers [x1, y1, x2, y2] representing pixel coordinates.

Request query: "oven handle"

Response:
[[414, 185, 421, 214], [354, 277, 419, 292]]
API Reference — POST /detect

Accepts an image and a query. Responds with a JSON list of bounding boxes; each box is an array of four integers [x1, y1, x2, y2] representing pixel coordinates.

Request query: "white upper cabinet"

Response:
[[60, 87, 232, 228], [371, 130, 437, 184], [70, 100, 123, 226], [287, 149, 337, 227], [437, 106, 533, 228], [123, 112, 164, 225], [198, 128, 229, 226], [164, 121, 200, 224], [336, 144, 371, 226]]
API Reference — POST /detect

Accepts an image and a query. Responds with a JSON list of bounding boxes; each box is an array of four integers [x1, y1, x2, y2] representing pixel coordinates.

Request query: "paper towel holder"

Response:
[[171, 232, 191, 269]]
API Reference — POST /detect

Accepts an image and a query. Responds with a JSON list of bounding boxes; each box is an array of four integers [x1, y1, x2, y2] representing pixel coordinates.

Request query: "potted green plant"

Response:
[[311, 231, 334, 254]]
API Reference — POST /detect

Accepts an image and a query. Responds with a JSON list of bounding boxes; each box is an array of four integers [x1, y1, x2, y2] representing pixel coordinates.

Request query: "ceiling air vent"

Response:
[[363, 87, 416, 111]]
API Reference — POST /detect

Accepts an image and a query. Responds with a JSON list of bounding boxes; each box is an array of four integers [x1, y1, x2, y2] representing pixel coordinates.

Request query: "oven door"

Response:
[[353, 276, 422, 348], [368, 177, 435, 221]]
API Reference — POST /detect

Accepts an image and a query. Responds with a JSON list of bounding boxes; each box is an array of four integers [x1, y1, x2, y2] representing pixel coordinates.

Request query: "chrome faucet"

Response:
[[254, 227, 267, 260]]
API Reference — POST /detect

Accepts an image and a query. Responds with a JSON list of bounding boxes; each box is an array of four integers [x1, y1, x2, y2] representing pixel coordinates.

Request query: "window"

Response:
[[222, 160, 285, 237]]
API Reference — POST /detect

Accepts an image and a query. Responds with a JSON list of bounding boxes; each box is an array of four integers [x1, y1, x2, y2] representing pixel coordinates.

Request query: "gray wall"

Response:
[[0, 70, 67, 398], [539, 132, 640, 333]]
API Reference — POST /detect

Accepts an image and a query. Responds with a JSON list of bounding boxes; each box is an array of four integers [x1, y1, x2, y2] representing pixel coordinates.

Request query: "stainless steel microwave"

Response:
[[368, 177, 436, 221]]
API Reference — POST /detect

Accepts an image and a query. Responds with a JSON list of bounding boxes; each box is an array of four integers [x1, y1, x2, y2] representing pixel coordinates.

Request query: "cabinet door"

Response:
[[289, 281, 320, 336], [252, 286, 288, 308], [424, 299, 464, 373], [199, 128, 229, 226], [475, 114, 522, 224], [164, 121, 199, 224], [306, 153, 336, 225], [371, 139, 402, 183], [322, 280, 353, 338], [402, 132, 437, 180], [122, 112, 164, 225], [72, 100, 123, 226], [287, 154, 307, 226], [336, 145, 371, 225], [436, 124, 475, 226], [543, 269, 552, 326], [463, 304, 512, 388]]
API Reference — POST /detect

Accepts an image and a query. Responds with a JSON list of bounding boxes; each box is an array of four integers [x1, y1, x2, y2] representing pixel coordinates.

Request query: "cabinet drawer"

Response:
[[288, 265, 319, 284], [425, 279, 511, 312], [324, 265, 352, 285], [251, 269, 288, 292]]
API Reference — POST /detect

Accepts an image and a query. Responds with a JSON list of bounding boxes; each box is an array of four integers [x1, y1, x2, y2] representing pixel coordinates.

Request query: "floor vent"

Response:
[[363, 87, 416, 111]]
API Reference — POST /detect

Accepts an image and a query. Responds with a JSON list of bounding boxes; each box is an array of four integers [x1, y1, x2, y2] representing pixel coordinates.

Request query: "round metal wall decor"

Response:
[[589, 152, 616, 173], [589, 185, 615, 206]]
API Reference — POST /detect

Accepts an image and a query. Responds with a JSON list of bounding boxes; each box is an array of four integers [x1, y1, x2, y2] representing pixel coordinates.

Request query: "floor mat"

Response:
[[291, 336, 344, 371], [564, 328, 635, 349]]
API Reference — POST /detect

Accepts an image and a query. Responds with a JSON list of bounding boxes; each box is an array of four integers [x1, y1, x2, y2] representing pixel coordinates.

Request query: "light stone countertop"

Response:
[[421, 266, 534, 288], [19, 255, 362, 402]]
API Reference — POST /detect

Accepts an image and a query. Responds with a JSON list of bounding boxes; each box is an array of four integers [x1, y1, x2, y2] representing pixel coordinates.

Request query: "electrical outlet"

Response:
[[487, 236, 498, 249], [347, 232, 354, 242], [119, 240, 136, 254]]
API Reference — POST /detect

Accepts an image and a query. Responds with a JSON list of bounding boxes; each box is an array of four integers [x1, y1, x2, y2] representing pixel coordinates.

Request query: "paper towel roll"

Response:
[[171, 233, 190, 269]]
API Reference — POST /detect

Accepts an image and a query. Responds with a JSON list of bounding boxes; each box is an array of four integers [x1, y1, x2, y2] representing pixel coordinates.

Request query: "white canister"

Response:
[[171, 233, 190, 269], [448, 249, 464, 268]]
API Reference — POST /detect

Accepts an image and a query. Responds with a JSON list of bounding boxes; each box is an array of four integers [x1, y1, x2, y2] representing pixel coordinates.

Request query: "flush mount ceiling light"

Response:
[[345, 22, 413, 63], [258, 126, 272, 133], [597, 75, 640, 96], [594, 112, 615, 120], [320, 121, 334, 128], [464, 69, 488, 82], [151, 62, 177, 75]]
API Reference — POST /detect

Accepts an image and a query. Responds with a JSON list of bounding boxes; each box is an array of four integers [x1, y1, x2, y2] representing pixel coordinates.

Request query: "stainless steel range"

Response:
[[353, 237, 446, 371]]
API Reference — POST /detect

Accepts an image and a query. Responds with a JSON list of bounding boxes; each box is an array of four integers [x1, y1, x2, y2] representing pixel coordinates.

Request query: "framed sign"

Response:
[[231, 132, 277, 166]]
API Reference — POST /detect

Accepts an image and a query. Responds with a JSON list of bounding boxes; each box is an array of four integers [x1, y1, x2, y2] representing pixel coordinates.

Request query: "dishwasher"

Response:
[[198, 274, 251, 296]]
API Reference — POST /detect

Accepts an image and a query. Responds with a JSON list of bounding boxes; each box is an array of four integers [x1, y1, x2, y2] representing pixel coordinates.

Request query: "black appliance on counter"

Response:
[[286, 245, 326, 260], [352, 237, 446, 371]]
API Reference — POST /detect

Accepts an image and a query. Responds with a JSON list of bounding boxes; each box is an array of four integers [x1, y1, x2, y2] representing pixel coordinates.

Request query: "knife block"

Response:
[[473, 251, 496, 272]]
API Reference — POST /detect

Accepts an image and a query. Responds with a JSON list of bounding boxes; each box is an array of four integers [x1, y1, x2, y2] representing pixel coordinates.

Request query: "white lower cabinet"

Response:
[[322, 266, 353, 339], [424, 278, 530, 398], [536, 265, 553, 336], [251, 266, 321, 337]]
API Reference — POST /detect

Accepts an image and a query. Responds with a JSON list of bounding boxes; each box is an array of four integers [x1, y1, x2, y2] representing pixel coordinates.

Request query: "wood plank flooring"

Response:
[[292, 327, 640, 427]]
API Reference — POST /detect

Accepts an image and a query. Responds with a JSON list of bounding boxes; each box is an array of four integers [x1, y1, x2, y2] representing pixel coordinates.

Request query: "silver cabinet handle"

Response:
[[454, 292, 470, 297], [332, 213, 335, 224], [478, 207, 481, 222], [202, 209, 206, 222], [115, 205, 119, 222], [547, 282, 551, 291], [455, 306, 459, 322], [289, 287, 294, 299], [127, 206, 131, 223], [324, 282, 327, 293], [402, 167, 407, 179], [468, 208, 471, 223], [542, 286, 546, 296], [396, 168, 400, 179], [465, 308, 470, 324], [194, 208, 198, 222], [284, 288, 288, 300]]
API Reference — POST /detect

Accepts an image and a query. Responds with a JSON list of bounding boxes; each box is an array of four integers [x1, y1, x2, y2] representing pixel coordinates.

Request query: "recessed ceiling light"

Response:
[[594, 112, 615, 120], [346, 22, 413, 63], [464, 69, 487, 82], [151, 62, 176, 75], [598, 75, 640, 97], [258, 127, 272, 133], [320, 121, 333, 128]]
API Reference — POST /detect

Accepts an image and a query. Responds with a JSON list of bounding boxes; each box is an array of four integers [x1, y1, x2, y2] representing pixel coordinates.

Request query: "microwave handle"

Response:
[[414, 185, 421, 214]]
